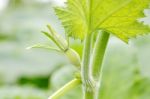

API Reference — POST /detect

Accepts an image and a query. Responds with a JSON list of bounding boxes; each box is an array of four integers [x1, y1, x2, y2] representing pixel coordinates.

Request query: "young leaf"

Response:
[[55, 0, 150, 42], [26, 44, 61, 52]]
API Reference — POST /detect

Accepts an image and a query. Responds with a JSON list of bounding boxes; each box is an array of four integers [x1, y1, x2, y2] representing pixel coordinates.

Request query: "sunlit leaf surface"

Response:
[[55, 0, 150, 42]]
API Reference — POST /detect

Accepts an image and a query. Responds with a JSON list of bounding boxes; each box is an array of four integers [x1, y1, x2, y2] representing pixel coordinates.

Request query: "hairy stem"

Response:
[[81, 34, 94, 99], [48, 78, 81, 99]]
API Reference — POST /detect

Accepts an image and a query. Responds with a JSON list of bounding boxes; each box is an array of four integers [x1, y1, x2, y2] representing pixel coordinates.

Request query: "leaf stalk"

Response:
[[48, 78, 81, 99]]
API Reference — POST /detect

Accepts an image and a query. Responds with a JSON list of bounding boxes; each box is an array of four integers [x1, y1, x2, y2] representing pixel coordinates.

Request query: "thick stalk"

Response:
[[90, 31, 110, 99], [48, 78, 81, 99], [81, 34, 94, 99], [91, 31, 110, 81]]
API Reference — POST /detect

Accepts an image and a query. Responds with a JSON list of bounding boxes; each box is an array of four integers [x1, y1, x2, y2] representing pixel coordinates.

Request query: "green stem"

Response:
[[48, 78, 81, 99], [81, 34, 94, 99], [90, 31, 109, 99], [91, 31, 110, 81]]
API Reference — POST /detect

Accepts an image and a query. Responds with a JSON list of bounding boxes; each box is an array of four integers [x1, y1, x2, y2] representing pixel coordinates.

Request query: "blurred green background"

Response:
[[0, 0, 150, 99]]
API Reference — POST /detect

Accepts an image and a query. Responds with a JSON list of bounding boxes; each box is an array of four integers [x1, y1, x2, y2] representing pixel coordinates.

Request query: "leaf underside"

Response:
[[55, 0, 150, 42]]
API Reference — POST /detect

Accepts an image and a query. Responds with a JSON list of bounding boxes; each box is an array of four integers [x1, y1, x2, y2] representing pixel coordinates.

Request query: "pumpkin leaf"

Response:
[[55, 0, 150, 42]]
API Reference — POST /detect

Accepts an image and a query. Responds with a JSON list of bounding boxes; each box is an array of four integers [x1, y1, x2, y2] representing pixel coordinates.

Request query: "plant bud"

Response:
[[65, 48, 81, 68]]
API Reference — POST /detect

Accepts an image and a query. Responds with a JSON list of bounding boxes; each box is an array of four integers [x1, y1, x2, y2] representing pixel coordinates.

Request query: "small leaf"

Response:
[[26, 44, 61, 52], [42, 25, 68, 51]]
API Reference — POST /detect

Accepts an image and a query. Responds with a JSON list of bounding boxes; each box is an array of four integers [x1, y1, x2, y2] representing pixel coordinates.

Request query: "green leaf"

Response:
[[42, 25, 68, 51], [55, 0, 150, 42]]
